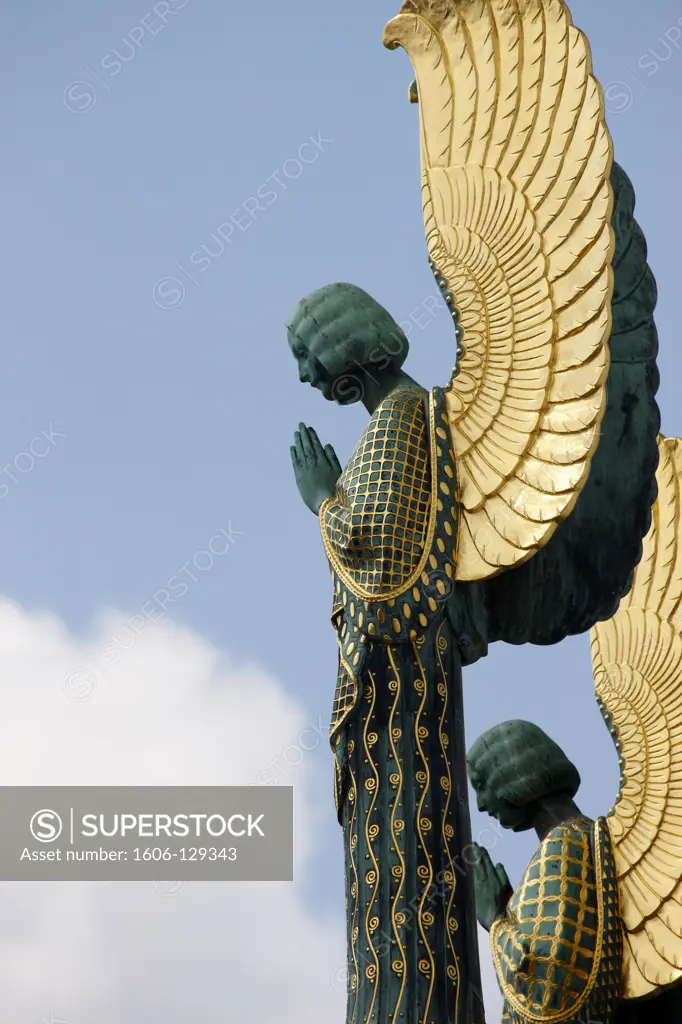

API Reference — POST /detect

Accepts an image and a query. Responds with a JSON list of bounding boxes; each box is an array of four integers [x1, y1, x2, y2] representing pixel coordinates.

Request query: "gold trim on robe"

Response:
[[319, 386, 461, 816]]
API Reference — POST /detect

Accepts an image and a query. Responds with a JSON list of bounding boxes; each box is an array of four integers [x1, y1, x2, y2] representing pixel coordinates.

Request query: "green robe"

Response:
[[321, 385, 485, 1024], [491, 818, 622, 1024]]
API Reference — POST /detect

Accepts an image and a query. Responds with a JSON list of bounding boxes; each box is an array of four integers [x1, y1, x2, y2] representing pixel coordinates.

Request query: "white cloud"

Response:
[[0, 597, 501, 1023], [0, 599, 345, 1023]]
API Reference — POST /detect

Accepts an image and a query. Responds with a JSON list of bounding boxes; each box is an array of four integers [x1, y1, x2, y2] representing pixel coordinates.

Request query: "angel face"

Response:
[[287, 283, 410, 407], [287, 332, 339, 403], [468, 760, 531, 832]]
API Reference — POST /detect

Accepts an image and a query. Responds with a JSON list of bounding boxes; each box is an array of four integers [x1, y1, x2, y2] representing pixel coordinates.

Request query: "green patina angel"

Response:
[[286, 2, 665, 1022], [469, 722, 623, 1024], [290, 287, 487, 1023], [466, 442, 682, 1022], [469, 720, 682, 1024], [286, 155, 659, 1024]]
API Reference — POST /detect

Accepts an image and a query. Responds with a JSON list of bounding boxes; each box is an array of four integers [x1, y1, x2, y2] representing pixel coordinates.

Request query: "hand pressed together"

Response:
[[472, 842, 514, 932], [291, 422, 342, 515]]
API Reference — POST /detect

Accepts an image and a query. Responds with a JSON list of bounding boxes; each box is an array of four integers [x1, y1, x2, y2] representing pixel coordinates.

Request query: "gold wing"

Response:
[[592, 436, 682, 1001], [383, 0, 614, 581]]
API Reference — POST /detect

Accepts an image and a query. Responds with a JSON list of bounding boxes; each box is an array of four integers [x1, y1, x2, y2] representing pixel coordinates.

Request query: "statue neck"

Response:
[[361, 369, 426, 414], [531, 795, 587, 843]]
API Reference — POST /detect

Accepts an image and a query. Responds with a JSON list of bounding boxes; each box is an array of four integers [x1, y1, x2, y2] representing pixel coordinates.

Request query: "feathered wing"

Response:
[[473, 160, 660, 647], [384, 0, 614, 581], [592, 436, 682, 1001]]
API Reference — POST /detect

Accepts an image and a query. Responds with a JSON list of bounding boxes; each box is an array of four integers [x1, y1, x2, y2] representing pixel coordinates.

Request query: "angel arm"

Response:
[[490, 821, 606, 1019], [490, 918, 532, 984], [320, 486, 370, 564], [320, 387, 436, 595], [322, 387, 467, 686]]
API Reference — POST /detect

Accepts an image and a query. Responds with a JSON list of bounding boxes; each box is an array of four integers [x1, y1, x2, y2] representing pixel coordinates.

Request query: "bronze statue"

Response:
[[470, 720, 623, 1023], [469, 438, 682, 1022], [287, 2, 669, 1021]]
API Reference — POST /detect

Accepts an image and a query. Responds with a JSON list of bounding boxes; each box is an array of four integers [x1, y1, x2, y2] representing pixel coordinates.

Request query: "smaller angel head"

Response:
[[467, 721, 581, 833], [286, 282, 409, 406]]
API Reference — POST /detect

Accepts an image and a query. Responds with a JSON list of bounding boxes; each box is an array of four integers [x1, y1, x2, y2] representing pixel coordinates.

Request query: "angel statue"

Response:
[[287, 2, 661, 1022], [469, 439, 682, 1023]]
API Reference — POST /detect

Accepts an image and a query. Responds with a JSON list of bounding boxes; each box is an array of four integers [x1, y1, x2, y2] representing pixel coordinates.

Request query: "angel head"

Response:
[[467, 720, 581, 832], [286, 282, 410, 406]]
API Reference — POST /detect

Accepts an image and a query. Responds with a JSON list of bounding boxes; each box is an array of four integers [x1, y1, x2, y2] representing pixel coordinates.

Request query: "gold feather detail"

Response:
[[592, 436, 682, 1000], [384, 0, 614, 581]]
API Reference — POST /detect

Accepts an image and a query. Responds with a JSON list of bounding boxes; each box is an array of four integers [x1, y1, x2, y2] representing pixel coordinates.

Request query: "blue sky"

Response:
[[4, 0, 682, 1018]]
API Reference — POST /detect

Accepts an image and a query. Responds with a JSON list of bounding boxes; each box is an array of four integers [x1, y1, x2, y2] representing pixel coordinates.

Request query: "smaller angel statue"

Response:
[[469, 437, 682, 1024]]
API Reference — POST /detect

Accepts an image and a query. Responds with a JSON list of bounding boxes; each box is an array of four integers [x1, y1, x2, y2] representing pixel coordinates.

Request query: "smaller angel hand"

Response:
[[472, 842, 513, 932], [291, 422, 342, 515]]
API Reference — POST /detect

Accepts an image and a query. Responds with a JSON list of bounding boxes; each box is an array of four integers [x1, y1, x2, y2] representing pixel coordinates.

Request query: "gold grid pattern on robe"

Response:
[[493, 820, 603, 1020], [322, 391, 431, 594]]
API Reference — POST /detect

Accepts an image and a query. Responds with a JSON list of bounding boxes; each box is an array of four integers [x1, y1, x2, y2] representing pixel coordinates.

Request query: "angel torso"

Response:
[[319, 385, 489, 728], [492, 817, 623, 1024], [321, 384, 460, 670]]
